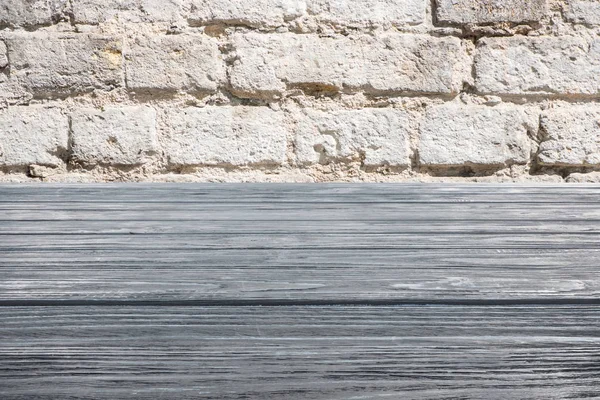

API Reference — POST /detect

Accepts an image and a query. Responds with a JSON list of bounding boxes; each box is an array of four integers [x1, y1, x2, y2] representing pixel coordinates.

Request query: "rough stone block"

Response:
[[307, 0, 425, 27], [70, 106, 157, 166], [0, 0, 68, 28], [72, 0, 184, 24], [230, 33, 471, 98], [295, 108, 412, 166], [565, 1, 600, 25], [165, 107, 287, 166], [7, 33, 123, 96], [0, 107, 69, 167], [419, 104, 537, 166], [308, 0, 427, 27], [539, 106, 600, 166], [189, 0, 425, 28], [475, 36, 600, 96], [435, 0, 548, 24], [125, 34, 224, 93], [188, 0, 306, 28]]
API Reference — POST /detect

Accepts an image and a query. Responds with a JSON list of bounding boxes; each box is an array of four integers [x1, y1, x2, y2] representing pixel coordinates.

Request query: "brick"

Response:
[[0, 107, 69, 167], [7, 33, 122, 96], [188, 0, 306, 28], [295, 108, 412, 166], [565, 0, 600, 25], [72, 0, 184, 24], [435, 0, 547, 24], [0, 0, 68, 28], [165, 107, 287, 166], [308, 0, 425, 26], [125, 34, 225, 93], [475, 36, 600, 96], [419, 104, 537, 167], [189, 0, 425, 28], [230, 33, 471, 98], [70, 106, 157, 166], [539, 106, 600, 166]]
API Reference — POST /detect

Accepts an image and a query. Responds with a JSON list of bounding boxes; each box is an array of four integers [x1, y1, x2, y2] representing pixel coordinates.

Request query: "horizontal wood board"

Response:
[[1, 184, 599, 399]]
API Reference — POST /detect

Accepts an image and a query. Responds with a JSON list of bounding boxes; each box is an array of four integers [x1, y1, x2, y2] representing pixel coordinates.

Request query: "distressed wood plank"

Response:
[[2, 248, 600, 301], [1, 305, 599, 399], [1, 184, 600, 302], [1, 183, 600, 203]]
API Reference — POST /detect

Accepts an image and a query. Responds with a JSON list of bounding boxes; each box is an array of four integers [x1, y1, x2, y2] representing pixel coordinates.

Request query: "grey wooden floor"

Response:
[[1, 184, 599, 399]]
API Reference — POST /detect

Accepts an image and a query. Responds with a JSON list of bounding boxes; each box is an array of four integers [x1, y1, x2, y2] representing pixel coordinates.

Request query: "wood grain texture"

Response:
[[1, 184, 599, 399], [2, 305, 600, 399], [1, 184, 600, 302]]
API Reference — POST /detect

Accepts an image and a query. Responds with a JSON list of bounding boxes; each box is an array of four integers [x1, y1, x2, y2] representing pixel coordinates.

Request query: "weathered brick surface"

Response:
[[435, 0, 547, 24], [6, 34, 122, 96], [2, 0, 600, 183], [124, 34, 224, 93], [165, 107, 287, 166], [0, 0, 68, 28], [188, 0, 306, 28], [475, 36, 600, 96], [539, 106, 600, 166], [230, 33, 471, 98], [565, 0, 600, 25], [70, 107, 157, 166], [419, 104, 537, 167], [72, 0, 183, 24], [295, 109, 412, 166], [0, 107, 68, 167]]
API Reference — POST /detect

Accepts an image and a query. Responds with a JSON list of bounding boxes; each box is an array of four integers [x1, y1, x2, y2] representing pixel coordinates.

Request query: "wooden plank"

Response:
[[1, 184, 600, 302], [1, 305, 599, 399], [2, 248, 600, 302], [1, 183, 600, 203], [1, 185, 599, 399]]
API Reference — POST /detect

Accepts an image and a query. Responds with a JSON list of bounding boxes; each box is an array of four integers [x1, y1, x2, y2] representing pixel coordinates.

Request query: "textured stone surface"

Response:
[[231, 33, 470, 98], [539, 106, 600, 166], [1, 0, 599, 183], [71, 107, 157, 166], [435, 0, 548, 24], [475, 36, 600, 96], [565, 0, 600, 25], [6, 34, 123, 96], [295, 108, 412, 166], [419, 104, 537, 166], [125, 34, 224, 93], [307, 0, 425, 26], [165, 107, 287, 166], [0, 107, 68, 167], [0, 41, 8, 69], [189, 0, 306, 27], [0, 0, 68, 27], [72, 0, 184, 24]]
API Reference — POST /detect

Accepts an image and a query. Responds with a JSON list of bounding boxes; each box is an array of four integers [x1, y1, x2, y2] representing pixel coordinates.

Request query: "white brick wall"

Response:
[[230, 33, 471, 98], [165, 107, 288, 166], [294, 109, 413, 167], [6, 33, 123, 95], [0, 107, 69, 167], [435, 0, 548, 24], [124, 34, 225, 93], [475, 37, 600, 96], [419, 104, 537, 167], [70, 107, 158, 166], [539, 107, 600, 166], [1, 0, 600, 182]]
